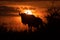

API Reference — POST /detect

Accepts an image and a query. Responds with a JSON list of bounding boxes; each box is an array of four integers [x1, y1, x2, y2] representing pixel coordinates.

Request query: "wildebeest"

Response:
[[19, 12, 44, 32]]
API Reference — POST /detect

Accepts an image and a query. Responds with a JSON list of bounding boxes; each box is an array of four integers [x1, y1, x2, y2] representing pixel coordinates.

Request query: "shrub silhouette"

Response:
[[46, 7, 60, 32]]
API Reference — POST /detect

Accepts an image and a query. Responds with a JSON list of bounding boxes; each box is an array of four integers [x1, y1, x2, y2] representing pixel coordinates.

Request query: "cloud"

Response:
[[0, 6, 20, 15], [0, 0, 43, 2], [0, 0, 55, 2]]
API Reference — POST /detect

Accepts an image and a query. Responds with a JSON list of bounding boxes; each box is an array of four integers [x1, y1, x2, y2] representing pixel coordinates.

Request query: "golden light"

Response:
[[24, 10, 32, 15]]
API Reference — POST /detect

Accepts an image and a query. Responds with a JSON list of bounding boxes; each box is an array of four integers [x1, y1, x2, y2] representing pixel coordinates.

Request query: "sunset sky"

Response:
[[0, 0, 60, 32], [0, 1, 60, 23]]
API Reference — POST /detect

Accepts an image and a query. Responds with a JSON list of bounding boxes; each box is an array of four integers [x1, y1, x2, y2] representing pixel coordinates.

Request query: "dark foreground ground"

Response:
[[0, 27, 60, 39], [0, 30, 46, 39]]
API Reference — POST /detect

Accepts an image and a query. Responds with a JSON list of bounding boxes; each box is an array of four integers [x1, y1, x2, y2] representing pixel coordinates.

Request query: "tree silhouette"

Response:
[[46, 7, 60, 32]]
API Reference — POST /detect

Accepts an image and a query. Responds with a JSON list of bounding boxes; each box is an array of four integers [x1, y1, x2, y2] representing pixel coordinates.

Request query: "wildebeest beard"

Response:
[[19, 13, 44, 31]]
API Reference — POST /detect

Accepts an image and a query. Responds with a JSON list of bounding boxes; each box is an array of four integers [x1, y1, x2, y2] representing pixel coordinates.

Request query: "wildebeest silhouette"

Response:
[[19, 12, 44, 32]]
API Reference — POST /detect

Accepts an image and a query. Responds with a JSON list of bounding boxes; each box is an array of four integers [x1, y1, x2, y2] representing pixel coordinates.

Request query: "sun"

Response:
[[24, 10, 32, 15]]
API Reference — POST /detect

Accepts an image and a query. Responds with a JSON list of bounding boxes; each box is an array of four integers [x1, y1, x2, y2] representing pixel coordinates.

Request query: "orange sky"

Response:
[[0, 1, 60, 32], [0, 1, 51, 22], [0, 1, 60, 23], [0, 1, 60, 22]]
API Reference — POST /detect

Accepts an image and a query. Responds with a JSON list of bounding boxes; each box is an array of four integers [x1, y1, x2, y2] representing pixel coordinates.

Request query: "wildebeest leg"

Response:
[[28, 26, 32, 32], [35, 25, 40, 31], [35, 24, 44, 32], [39, 24, 45, 32]]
